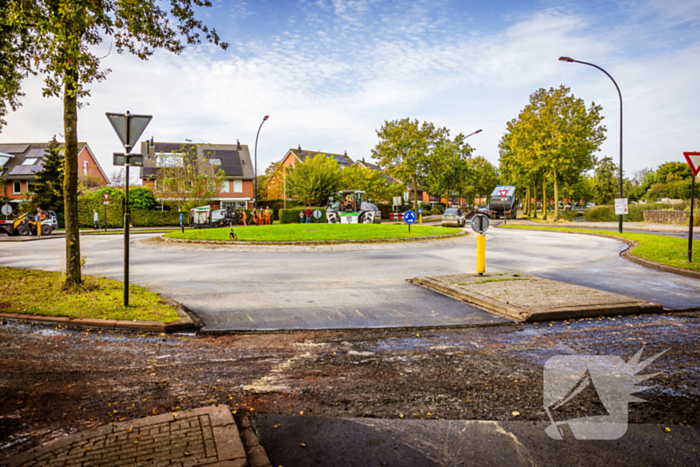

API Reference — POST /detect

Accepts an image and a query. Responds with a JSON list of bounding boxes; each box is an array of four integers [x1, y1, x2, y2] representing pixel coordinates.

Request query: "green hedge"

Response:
[[257, 199, 302, 221], [132, 210, 189, 227], [278, 207, 327, 224], [584, 203, 688, 223]]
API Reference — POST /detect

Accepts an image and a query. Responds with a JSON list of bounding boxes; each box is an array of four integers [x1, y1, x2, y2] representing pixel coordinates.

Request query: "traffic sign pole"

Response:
[[683, 152, 700, 263], [690, 174, 695, 263]]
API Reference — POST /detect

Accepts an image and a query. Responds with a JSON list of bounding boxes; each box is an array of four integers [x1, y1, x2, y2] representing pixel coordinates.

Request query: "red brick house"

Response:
[[1, 142, 108, 206], [139, 141, 255, 209]]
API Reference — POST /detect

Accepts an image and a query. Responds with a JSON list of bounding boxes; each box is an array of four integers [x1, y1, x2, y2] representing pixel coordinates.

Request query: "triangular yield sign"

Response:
[[106, 112, 152, 152], [684, 152, 700, 176], [499, 189, 508, 197]]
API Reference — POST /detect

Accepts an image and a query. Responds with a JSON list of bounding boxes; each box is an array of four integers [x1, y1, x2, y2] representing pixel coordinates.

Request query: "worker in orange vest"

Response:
[[264, 207, 271, 225], [240, 209, 247, 226]]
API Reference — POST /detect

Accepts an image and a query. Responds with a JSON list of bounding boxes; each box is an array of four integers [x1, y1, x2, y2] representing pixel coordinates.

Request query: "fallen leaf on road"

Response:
[[300, 443, 306, 447], [512, 411, 520, 417], [665, 427, 671, 432]]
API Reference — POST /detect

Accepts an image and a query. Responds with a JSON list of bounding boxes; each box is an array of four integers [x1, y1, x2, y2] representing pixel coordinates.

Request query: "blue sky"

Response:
[[2, 0, 700, 182]]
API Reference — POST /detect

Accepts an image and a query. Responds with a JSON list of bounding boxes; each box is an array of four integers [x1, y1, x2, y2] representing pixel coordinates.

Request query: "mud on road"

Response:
[[1, 312, 699, 460]]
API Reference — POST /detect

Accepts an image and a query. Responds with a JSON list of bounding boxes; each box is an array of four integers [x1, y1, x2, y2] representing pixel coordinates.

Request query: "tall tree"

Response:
[[340, 165, 403, 204], [593, 157, 618, 205], [30, 137, 65, 213], [422, 133, 476, 205], [286, 154, 342, 206], [372, 118, 446, 213], [499, 85, 606, 220], [1, 1, 227, 290], [461, 156, 499, 208]]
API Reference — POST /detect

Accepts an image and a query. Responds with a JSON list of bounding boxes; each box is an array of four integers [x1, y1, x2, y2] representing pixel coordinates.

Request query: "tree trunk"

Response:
[[532, 183, 537, 218], [524, 186, 531, 216], [63, 68, 81, 289], [553, 168, 560, 221], [412, 175, 418, 213], [542, 178, 547, 220]]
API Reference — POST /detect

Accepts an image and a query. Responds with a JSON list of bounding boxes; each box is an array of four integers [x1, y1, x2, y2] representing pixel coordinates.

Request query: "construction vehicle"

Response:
[[489, 185, 518, 219], [0, 210, 57, 236], [326, 190, 381, 224], [189, 205, 239, 228]]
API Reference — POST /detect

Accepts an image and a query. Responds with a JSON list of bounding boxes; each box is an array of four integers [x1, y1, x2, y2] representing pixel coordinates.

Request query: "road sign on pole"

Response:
[[683, 152, 699, 262], [614, 198, 629, 215], [499, 189, 508, 197], [404, 210, 416, 233], [470, 213, 489, 235], [103, 193, 109, 202], [106, 110, 152, 307], [684, 152, 700, 176]]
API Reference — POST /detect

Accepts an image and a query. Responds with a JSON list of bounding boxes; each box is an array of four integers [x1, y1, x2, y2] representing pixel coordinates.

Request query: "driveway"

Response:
[[0, 228, 698, 331]]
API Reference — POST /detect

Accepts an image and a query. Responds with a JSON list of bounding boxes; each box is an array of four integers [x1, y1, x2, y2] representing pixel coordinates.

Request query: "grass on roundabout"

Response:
[[163, 223, 463, 243], [500, 224, 700, 273], [0, 267, 182, 322]]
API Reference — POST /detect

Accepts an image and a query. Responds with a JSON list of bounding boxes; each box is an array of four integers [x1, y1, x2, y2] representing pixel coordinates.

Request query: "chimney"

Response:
[[298, 145, 302, 152], [237, 139, 241, 150]]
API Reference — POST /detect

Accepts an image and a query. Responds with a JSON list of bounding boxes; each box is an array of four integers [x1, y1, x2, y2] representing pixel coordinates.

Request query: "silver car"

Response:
[[441, 208, 465, 227]]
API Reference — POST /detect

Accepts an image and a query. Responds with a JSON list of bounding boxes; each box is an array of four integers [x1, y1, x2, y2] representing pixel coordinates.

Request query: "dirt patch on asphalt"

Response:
[[1, 314, 698, 460]]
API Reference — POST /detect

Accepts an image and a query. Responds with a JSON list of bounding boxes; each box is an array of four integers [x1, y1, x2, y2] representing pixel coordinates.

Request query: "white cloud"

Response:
[[1, 2, 699, 181]]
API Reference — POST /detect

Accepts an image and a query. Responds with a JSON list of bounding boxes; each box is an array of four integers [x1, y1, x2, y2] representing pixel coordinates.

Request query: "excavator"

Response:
[[0, 211, 57, 236]]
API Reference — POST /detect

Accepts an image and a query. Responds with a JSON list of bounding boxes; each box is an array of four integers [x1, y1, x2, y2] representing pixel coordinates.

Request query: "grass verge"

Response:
[[500, 225, 700, 273], [163, 223, 462, 242], [0, 267, 181, 322]]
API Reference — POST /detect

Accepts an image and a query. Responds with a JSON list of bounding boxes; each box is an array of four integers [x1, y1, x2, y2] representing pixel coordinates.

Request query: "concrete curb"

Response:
[[412, 276, 664, 323], [498, 226, 700, 280], [2, 405, 247, 467], [159, 230, 467, 246], [0, 300, 199, 333]]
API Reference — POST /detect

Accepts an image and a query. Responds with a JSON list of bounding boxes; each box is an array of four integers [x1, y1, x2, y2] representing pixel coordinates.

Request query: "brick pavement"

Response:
[[2, 405, 247, 467]]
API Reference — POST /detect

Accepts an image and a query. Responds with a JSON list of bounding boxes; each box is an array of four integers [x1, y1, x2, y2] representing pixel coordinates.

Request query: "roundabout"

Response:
[[0, 227, 698, 333]]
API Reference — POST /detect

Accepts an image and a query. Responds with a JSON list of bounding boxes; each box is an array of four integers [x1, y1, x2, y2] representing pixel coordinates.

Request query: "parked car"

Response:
[[586, 202, 595, 208], [441, 208, 465, 227], [477, 206, 489, 214]]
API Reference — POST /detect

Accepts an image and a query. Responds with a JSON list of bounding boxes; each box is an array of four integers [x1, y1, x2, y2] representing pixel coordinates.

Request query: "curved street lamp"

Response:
[[453, 129, 482, 207], [254, 115, 269, 209], [559, 56, 624, 233]]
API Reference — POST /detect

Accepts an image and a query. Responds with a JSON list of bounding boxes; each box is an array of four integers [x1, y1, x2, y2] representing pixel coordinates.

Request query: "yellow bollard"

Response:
[[419, 214, 422, 225], [477, 234, 485, 275]]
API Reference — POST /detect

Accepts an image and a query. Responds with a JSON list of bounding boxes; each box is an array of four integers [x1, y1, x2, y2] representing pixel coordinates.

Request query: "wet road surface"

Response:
[[0, 229, 699, 331], [0, 313, 698, 465]]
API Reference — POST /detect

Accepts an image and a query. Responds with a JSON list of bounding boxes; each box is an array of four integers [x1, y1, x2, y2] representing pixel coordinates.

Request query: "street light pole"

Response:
[[254, 115, 269, 209], [559, 56, 624, 233], [453, 129, 483, 207]]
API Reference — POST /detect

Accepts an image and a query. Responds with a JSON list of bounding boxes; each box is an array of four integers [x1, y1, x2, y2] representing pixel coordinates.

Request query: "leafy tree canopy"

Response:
[[30, 137, 64, 213], [286, 154, 342, 206]]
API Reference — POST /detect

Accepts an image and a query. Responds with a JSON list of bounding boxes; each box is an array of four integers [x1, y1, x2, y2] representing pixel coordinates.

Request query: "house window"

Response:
[[221, 200, 247, 209], [233, 180, 243, 193], [13, 181, 21, 193], [156, 153, 185, 167], [220, 180, 229, 193], [22, 158, 38, 166], [83, 161, 88, 175]]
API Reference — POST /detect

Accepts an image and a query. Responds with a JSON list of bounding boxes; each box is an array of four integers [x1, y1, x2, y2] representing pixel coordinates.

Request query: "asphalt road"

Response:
[[0, 228, 699, 332]]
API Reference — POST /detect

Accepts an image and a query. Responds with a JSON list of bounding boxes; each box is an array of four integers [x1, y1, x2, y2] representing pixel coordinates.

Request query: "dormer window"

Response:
[[209, 158, 222, 166], [22, 158, 39, 166], [0, 152, 13, 167]]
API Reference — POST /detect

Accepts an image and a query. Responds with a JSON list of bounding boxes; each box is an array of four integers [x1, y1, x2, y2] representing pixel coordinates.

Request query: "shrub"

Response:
[[278, 207, 327, 224], [132, 210, 189, 227], [584, 203, 688, 223]]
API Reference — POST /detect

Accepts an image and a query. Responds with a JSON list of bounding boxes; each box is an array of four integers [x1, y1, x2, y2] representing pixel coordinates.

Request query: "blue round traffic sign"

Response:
[[404, 210, 417, 224], [418, 208, 423, 214]]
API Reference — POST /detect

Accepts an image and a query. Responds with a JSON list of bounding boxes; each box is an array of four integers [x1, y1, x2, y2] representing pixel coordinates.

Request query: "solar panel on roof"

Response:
[[0, 144, 30, 154], [214, 150, 243, 176]]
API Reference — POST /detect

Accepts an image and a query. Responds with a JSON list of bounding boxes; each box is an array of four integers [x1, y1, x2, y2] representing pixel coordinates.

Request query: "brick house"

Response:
[[266, 146, 356, 199], [0, 142, 108, 206], [355, 157, 431, 204], [139, 141, 255, 209]]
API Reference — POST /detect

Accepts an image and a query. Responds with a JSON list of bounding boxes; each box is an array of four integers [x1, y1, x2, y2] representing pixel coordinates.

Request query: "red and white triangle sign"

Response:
[[685, 152, 700, 176], [499, 189, 508, 197]]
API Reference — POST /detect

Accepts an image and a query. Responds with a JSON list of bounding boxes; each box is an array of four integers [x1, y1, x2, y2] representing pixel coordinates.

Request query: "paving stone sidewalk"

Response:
[[2, 405, 248, 467]]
